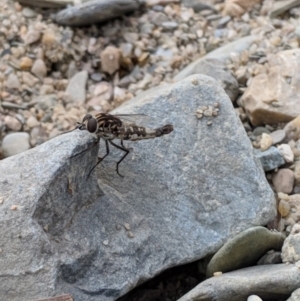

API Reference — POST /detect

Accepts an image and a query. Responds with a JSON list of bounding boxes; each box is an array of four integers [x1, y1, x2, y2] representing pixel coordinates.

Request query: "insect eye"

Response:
[[87, 118, 97, 133], [83, 114, 92, 122]]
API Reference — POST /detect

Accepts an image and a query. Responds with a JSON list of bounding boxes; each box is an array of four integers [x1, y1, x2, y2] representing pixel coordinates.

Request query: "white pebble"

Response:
[[277, 144, 294, 163]]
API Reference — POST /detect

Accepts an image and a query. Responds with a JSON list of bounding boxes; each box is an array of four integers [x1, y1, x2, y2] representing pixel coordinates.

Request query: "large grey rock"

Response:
[[0, 75, 276, 301], [206, 226, 285, 277], [178, 264, 300, 301], [174, 58, 239, 102], [0, 131, 101, 301]]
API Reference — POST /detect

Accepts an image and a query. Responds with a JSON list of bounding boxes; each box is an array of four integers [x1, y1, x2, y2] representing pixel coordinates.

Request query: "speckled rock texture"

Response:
[[0, 75, 275, 301]]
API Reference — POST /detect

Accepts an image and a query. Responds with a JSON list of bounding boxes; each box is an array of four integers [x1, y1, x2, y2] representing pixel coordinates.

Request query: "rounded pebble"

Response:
[[270, 129, 286, 145], [272, 169, 295, 194], [278, 199, 291, 217], [277, 144, 294, 163], [253, 126, 270, 136], [4, 115, 22, 131], [22, 7, 37, 18], [247, 295, 263, 301], [2, 132, 31, 158]]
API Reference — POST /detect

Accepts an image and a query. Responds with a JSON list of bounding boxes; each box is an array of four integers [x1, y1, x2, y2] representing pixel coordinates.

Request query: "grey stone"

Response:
[[252, 126, 270, 136], [286, 288, 300, 301], [35, 94, 58, 111], [2, 132, 31, 158], [65, 70, 88, 103], [90, 73, 103, 82], [161, 21, 178, 30], [151, 12, 168, 26], [174, 58, 239, 102], [182, 0, 217, 13], [206, 227, 285, 277], [257, 251, 282, 265], [22, 7, 38, 18], [270, 0, 300, 18], [54, 0, 141, 27], [0, 75, 276, 301], [254, 146, 285, 172], [174, 35, 258, 81], [6, 73, 21, 90], [178, 264, 300, 301], [270, 129, 286, 145], [217, 16, 231, 28], [0, 130, 101, 300], [282, 223, 300, 263]]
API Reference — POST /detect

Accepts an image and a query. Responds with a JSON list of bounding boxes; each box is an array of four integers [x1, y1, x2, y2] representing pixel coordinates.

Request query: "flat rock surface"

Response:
[[0, 75, 276, 301], [178, 264, 300, 301]]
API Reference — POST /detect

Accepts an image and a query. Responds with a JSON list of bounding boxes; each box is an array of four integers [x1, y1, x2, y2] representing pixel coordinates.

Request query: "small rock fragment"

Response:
[[278, 192, 289, 201], [22, 7, 37, 18], [213, 271, 222, 276], [284, 115, 300, 142], [24, 28, 41, 45], [282, 223, 300, 263], [272, 169, 294, 194], [0, 197, 4, 204], [65, 71, 88, 103], [26, 116, 40, 128], [270, 129, 286, 145], [100, 46, 120, 75], [128, 231, 134, 238], [6, 73, 21, 90], [10, 205, 18, 211], [20, 57, 33, 70], [103, 240, 109, 246], [4, 115, 22, 131], [257, 251, 282, 265], [124, 223, 131, 231], [254, 146, 285, 172], [260, 133, 273, 151], [31, 59, 47, 79], [278, 144, 294, 163], [278, 199, 291, 217], [253, 126, 270, 136]]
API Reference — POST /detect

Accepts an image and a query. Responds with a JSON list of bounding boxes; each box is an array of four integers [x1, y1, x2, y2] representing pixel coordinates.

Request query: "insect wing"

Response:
[[112, 114, 153, 127]]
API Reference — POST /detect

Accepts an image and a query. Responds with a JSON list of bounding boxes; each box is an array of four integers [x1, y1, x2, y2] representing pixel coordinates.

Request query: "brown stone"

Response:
[[100, 46, 120, 75], [260, 133, 273, 151], [223, 0, 262, 17], [284, 115, 300, 141], [278, 199, 290, 217], [272, 168, 294, 194], [20, 57, 33, 70], [241, 49, 300, 126]]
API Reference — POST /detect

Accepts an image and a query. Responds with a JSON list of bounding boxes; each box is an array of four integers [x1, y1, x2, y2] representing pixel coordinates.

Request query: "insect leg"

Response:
[[87, 140, 110, 178], [70, 137, 100, 159], [108, 140, 130, 177]]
